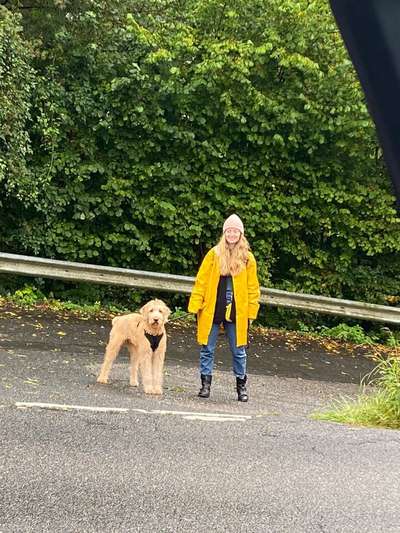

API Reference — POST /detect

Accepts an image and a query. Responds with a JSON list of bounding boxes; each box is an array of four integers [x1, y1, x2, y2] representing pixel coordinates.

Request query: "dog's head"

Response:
[[140, 299, 171, 328]]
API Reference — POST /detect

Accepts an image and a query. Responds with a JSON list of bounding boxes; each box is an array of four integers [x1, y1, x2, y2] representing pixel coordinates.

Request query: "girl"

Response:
[[188, 214, 260, 402]]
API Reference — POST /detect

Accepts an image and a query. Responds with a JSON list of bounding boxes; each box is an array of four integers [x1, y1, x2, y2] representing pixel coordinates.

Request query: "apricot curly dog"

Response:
[[97, 299, 171, 395]]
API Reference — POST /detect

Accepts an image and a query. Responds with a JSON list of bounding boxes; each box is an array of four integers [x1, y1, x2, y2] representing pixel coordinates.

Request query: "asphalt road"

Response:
[[1, 306, 399, 532]]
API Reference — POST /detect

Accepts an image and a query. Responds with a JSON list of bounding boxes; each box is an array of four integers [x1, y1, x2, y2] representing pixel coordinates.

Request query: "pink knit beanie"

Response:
[[223, 214, 244, 234]]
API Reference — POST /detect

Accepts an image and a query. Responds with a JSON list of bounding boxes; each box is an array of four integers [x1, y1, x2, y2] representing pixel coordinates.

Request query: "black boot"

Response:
[[236, 375, 248, 402], [198, 374, 212, 398]]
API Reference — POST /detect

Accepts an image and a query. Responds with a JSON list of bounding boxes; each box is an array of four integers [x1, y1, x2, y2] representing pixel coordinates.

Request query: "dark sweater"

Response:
[[213, 275, 236, 324]]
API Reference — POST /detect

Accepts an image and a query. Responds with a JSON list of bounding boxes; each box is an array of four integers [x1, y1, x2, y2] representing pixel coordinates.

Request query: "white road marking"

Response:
[[14, 402, 252, 421], [152, 409, 251, 419], [183, 415, 248, 422], [15, 402, 129, 413]]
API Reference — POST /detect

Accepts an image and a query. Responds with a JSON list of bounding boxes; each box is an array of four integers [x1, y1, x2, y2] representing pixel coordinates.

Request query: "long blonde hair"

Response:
[[215, 234, 250, 276]]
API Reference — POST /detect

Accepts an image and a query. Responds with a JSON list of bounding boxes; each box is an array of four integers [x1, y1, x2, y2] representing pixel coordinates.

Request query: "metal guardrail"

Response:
[[0, 252, 400, 324]]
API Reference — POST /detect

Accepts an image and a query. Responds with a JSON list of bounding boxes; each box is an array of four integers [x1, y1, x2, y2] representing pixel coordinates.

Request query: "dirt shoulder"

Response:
[[0, 302, 386, 384]]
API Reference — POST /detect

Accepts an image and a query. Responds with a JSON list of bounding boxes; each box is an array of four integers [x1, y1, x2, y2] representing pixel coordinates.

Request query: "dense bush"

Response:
[[1, 0, 400, 304], [0, 8, 36, 244]]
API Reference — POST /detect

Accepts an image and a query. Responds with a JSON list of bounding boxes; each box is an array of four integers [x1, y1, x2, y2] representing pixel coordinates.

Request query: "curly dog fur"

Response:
[[97, 299, 171, 395]]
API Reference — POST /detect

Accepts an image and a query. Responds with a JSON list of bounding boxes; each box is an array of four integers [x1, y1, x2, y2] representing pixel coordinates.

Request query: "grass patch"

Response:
[[1, 285, 128, 317], [313, 355, 400, 429]]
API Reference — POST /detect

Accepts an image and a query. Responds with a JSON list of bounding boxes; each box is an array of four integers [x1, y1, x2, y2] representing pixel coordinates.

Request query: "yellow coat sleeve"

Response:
[[188, 249, 215, 314], [247, 253, 260, 319]]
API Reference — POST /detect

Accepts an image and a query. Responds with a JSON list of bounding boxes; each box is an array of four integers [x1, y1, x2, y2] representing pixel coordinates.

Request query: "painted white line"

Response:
[[14, 402, 253, 420], [15, 402, 129, 413], [151, 409, 252, 419], [183, 415, 248, 422]]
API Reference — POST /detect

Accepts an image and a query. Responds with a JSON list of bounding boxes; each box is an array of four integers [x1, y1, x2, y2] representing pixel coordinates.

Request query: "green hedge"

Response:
[[1, 0, 400, 304]]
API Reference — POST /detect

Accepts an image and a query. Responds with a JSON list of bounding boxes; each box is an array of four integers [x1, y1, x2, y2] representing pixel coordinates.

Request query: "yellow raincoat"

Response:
[[188, 247, 260, 346]]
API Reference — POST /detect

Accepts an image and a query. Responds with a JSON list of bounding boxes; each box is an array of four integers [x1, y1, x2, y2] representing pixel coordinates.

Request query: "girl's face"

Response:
[[225, 228, 241, 245]]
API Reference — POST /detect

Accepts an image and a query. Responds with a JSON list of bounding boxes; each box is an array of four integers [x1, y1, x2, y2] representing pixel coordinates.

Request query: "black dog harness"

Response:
[[145, 332, 164, 352]]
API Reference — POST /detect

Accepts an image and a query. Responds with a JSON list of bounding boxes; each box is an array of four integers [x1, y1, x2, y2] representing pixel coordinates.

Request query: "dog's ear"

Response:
[[162, 304, 172, 322], [140, 302, 150, 317]]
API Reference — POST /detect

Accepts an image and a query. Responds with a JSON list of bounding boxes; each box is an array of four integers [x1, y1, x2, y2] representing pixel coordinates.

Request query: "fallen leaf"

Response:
[[24, 378, 40, 385]]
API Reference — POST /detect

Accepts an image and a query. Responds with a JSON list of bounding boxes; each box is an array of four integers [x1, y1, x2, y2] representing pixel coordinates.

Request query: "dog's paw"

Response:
[[129, 380, 139, 387], [144, 387, 162, 395], [143, 386, 159, 395], [96, 377, 109, 384]]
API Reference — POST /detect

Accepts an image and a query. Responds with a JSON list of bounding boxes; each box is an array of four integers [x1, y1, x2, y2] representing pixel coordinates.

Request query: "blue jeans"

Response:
[[200, 322, 247, 378]]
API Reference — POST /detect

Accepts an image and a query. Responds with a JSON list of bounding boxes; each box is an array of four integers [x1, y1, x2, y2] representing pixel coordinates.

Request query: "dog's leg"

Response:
[[128, 344, 139, 387], [151, 350, 165, 395], [140, 352, 154, 394], [97, 335, 124, 384]]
